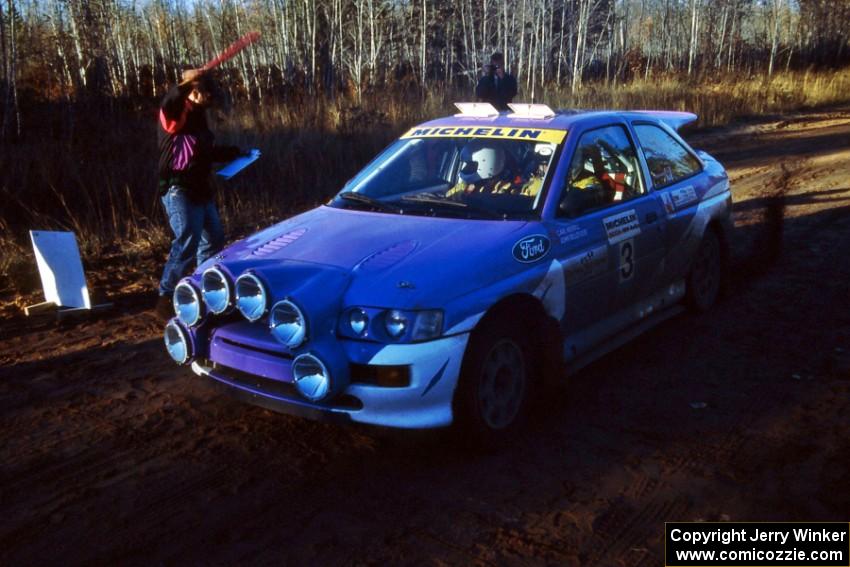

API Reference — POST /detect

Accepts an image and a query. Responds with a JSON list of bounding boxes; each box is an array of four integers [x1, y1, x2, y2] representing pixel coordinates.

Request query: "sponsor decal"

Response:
[[671, 185, 698, 208], [619, 239, 635, 282], [563, 245, 607, 286], [401, 126, 566, 144], [513, 234, 551, 263], [556, 225, 589, 244], [603, 209, 641, 244], [660, 192, 676, 214]]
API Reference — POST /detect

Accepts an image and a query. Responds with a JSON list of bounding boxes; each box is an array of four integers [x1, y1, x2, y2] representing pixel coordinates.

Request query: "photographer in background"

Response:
[[475, 52, 518, 111]]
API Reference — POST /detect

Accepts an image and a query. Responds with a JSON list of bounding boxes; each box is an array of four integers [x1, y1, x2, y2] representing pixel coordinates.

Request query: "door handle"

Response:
[[646, 212, 658, 224]]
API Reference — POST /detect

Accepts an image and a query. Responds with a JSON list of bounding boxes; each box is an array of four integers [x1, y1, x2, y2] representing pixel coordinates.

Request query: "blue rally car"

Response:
[[164, 102, 732, 440]]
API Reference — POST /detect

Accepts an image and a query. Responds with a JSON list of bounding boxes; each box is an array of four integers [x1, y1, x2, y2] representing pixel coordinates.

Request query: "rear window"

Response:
[[634, 124, 701, 188]]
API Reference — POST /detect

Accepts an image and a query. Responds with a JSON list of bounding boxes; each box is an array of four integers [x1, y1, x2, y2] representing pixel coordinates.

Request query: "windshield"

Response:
[[330, 131, 564, 220]]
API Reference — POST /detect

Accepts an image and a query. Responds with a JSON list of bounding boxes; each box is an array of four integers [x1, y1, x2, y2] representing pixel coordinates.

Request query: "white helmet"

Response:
[[459, 140, 505, 183]]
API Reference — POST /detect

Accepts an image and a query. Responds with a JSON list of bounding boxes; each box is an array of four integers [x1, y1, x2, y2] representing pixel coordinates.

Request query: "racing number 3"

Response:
[[619, 239, 635, 282]]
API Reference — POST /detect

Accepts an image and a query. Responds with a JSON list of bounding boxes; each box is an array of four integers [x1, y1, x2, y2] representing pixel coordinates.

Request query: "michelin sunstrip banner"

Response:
[[401, 126, 567, 144]]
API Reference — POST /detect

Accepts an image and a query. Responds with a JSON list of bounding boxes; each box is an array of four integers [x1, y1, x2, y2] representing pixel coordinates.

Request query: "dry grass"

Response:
[[543, 68, 850, 123], [2, 68, 850, 293]]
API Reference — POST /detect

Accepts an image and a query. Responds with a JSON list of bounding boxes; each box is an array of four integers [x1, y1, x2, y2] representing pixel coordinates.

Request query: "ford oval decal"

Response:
[[513, 234, 550, 263]]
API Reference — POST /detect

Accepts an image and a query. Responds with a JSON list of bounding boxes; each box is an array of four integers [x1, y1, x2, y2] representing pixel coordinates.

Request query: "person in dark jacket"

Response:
[[155, 68, 242, 319], [475, 52, 518, 111]]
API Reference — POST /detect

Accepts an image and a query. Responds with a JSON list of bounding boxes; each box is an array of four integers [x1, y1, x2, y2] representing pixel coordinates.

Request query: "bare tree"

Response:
[[0, 0, 847, 103]]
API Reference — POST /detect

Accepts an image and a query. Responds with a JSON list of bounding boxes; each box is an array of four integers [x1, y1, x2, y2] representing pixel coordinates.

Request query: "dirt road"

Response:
[[2, 106, 849, 566]]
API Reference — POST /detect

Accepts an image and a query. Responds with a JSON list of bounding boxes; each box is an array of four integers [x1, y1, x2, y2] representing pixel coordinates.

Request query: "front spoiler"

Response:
[[192, 361, 353, 424], [190, 332, 469, 429]]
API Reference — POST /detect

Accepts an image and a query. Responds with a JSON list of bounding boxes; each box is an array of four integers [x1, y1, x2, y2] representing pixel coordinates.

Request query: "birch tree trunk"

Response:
[[571, 0, 588, 93], [768, 0, 783, 77], [688, 0, 699, 76], [1, 0, 20, 139]]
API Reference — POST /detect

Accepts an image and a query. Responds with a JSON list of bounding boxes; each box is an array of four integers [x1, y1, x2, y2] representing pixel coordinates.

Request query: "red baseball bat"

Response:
[[201, 31, 261, 71]]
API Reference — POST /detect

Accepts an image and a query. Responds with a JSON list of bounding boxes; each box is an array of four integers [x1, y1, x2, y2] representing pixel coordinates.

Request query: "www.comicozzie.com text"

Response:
[[670, 527, 848, 546]]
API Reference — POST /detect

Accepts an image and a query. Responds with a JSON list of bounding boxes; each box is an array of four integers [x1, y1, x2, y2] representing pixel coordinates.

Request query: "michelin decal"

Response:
[[603, 209, 641, 244], [401, 126, 566, 144]]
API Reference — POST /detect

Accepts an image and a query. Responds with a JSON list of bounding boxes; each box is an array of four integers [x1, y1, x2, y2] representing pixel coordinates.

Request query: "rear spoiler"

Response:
[[636, 111, 698, 131]]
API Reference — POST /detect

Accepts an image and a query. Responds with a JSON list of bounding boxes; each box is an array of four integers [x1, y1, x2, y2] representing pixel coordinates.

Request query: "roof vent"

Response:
[[507, 103, 556, 119], [454, 102, 499, 118]]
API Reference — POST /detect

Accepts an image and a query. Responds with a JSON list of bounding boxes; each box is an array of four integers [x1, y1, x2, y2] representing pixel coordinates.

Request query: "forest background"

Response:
[[1, 0, 849, 285]]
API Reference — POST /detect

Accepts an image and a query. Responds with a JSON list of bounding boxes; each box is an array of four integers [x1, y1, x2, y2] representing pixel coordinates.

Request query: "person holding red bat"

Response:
[[154, 68, 244, 319]]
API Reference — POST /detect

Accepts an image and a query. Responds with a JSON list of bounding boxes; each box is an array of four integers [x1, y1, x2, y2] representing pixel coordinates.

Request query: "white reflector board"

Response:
[[507, 103, 556, 119], [454, 102, 499, 117], [29, 230, 91, 309]]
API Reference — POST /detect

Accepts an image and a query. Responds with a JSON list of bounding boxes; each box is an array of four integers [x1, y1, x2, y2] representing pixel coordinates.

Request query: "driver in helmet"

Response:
[[446, 139, 511, 198]]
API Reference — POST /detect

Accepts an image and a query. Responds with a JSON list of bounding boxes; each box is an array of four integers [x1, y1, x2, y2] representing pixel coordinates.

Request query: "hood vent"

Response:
[[252, 228, 307, 257], [356, 240, 418, 272]]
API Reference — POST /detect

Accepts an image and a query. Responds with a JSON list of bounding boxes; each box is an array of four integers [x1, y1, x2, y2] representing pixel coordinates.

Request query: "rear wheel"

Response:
[[454, 318, 533, 445], [686, 229, 722, 312]]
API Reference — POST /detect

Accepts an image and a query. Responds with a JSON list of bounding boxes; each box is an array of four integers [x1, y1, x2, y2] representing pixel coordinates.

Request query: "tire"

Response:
[[686, 228, 722, 312], [453, 317, 534, 446]]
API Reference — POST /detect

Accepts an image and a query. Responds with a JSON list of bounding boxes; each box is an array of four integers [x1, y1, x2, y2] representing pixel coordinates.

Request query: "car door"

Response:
[[632, 122, 707, 283], [547, 123, 667, 343]]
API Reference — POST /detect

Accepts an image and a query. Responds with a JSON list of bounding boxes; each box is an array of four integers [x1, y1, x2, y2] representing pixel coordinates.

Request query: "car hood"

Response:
[[212, 206, 532, 307]]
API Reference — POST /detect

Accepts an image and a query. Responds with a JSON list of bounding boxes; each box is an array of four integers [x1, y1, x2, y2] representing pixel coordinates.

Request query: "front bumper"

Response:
[[192, 334, 470, 429]]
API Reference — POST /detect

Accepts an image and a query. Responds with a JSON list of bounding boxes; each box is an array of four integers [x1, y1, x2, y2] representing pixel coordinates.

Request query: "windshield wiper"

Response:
[[337, 191, 403, 213], [400, 194, 468, 207], [399, 194, 504, 219]]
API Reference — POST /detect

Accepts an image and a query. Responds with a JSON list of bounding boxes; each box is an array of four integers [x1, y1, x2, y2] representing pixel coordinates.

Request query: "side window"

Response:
[[558, 125, 645, 218], [634, 124, 701, 188]]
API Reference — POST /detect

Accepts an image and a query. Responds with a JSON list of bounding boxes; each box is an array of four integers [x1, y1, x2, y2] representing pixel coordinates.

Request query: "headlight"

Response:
[[201, 267, 232, 314], [173, 280, 203, 326], [269, 299, 307, 348], [384, 310, 408, 338], [341, 307, 444, 341], [292, 353, 331, 401], [349, 308, 369, 336], [411, 310, 443, 341], [164, 320, 193, 365], [235, 273, 268, 322]]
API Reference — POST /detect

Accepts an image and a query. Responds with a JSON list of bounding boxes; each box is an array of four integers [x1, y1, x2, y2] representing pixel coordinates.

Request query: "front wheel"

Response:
[[686, 229, 722, 312], [453, 319, 533, 445]]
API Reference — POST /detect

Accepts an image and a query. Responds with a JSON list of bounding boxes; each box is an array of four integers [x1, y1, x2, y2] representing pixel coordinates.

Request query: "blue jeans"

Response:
[[158, 186, 224, 296]]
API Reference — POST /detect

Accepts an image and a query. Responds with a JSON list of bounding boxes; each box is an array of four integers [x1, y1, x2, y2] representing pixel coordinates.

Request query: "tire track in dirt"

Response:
[[583, 495, 689, 566]]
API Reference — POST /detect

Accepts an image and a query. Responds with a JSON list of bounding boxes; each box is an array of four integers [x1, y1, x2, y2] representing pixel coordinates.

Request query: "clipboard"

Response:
[[217, 148, 261, 180]]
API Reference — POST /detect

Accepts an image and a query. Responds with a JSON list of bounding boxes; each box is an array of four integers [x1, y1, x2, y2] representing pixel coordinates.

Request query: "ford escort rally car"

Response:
[[163, 102, 732, 440]]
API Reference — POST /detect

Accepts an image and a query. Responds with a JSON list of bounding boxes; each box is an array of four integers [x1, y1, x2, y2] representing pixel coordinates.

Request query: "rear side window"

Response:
[[634, 124, 701, 188]]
